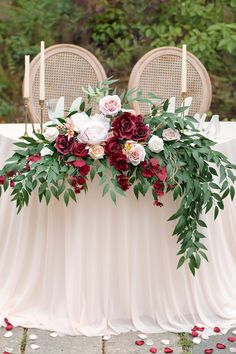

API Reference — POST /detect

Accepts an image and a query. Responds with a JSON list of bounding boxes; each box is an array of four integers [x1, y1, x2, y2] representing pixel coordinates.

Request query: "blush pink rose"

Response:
[[99, 95, 121, 116], [162, 128, 180, 141], [89, 145, 105, 160]]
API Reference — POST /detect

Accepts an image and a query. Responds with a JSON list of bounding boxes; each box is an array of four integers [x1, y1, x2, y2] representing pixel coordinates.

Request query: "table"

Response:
[[0, 123, 236, 336]]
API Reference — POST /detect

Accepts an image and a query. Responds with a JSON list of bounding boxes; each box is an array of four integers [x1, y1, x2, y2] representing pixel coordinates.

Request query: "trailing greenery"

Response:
[[0, 0, 236, 121], [178, 333, 193, 353]]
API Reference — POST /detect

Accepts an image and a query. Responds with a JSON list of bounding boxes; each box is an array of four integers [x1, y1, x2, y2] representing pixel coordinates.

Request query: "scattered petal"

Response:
[[103, 335, 111, 341], [4, 348, 13, 353], [138, 333, 148, 340], [150, 348, 157, 353], [3, 352, 10, 354], [221, 328, 229, 335], [232, 330, 236, 335], [146, 339, 154, 346], [192, 325, 198, 331], [230, 348, 236, 352], [228, 337, 236, 342], [58, 332, 65, 337], [191, 331, 198, 337], [164, 348, 173, 353], [135, 340, 145, 346], [4, 331, 13, 338], [4, 318, 9, 325], [193, 337, 201, 344], [5, 324, 13, 331], [214, 327, 221, 333], [161, 339, 170, 345], [197, 327, 205, 332], [204, 350, 213, 354], [216, 343, 226, 349], [29, 334, 38, 340], [49, 332, 58, 337], [202, 333, 209, 340], [30, 344, 40, 350]]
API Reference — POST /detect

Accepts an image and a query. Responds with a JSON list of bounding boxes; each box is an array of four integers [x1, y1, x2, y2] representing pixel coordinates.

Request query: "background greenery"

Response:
[[0, 0, 236, 122]]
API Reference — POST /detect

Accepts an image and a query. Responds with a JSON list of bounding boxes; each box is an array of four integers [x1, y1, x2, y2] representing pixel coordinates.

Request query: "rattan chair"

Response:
[[27, 44, 106, 122], [128, 47, 212, 116]]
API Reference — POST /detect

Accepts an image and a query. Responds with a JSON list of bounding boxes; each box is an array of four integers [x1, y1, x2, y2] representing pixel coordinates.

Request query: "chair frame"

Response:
[[128, 46, 212, 115]]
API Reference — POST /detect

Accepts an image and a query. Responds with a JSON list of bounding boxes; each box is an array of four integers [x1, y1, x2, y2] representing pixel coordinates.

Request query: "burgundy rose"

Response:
[[70, 176, 77, 187], [72, 142, 89, 158], [80, 164, 90, 176], [55, 135, 74, 155], [109, 152, 128, 172], [26, 153, 41, 170], [157, 166, 167, 181], [10, 180, 15, 188], [112, 112, 136, 139], [153, 181, 164, 197], [132, 121, 150, 142], [77, 176, 86, 185], [104, 137, 122, 156], [153, 200, 163, 207], [0, 175, 5, 185], [72, 159, 86, 168], [7, 171, 15, 177], [74, 186, 81, 194], [117, 174, 131, 191]]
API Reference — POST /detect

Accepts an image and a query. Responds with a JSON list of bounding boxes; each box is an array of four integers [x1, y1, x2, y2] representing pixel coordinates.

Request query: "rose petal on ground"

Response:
[[30, 344, 40, 350], [221, 328, 229, 335], [230, 348, 236, 352], [193, 337, 201, 344], [103, 335, 111, 341], [216, 343, 226, 349], [49, 332, 58, 337], [191, 331, 198, 337], [5, 324, 13, 331], [164, 348, 173, 353], [150, 347, 157, 353], [161, 339, 170, 345], [146, 339, 154, 346], [3, 352, 10, 354], [4, 318, 9, 325], [232, 330, 236, 335], [138, 333, 148, 340], [4, 348, 13, 353], [204, 350, 213, 354], [197, 327, 205, 331], [228, 337, 236, 342], [29, 334, 38, 340], [214, 327, 221, 333], [135, 340, 145, 346], [4, 331, 13, 338]]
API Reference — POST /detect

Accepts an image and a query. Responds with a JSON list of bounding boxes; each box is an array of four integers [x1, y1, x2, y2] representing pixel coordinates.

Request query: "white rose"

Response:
[[99, 95, 121, 116], [71, 112, 89, 132], [162, 128, 180, 141], [148, 135, 164, 153], [78, 114, 110, 145], [89, 145, 105, 160], [126, 143, 146, 166], [44, 127, 59, 142], [41, 146, 53, 156]]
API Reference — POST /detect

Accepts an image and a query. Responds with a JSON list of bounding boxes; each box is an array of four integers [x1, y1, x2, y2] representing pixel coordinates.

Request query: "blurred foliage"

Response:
[[0, 0, 236, 121]]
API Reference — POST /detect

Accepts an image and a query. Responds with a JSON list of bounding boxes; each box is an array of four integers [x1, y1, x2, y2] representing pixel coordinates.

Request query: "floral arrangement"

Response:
[[0, 78, 236, 274]]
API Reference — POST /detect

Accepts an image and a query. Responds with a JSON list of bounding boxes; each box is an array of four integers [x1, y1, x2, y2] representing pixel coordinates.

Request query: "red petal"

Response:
[[204, 350, 213, 354], [191, 331, 199, 337], [135, 340, 145, 346], [164, 348, 173, 353], [214, 327, 221, 333], [192, 325, 198, 331], [150, 348, 157, 353], [4, 318, 9, 324], [197, 327, 205, 331], [216, 343, 226, 349], [6, 323, 13, 331], [228, 337, 235, 342], [3, 352, 10, 354]]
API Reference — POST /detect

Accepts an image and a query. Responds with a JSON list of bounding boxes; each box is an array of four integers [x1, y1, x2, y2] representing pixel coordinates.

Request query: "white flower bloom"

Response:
[[41, 146, 53, 156], [99, 95, 121, 116], [44, 127, 59, 142], [71, 112, 89, 132], [77, 113, 110, 145], [148, 135, 164, 153], [125, 143, 146, 166]]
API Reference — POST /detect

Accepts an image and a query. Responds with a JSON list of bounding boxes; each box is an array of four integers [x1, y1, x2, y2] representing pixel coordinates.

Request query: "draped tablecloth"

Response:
[[0, 123, 236, 336]]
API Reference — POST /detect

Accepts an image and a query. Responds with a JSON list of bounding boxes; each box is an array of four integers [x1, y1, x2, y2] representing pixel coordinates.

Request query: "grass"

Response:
[[20, 328, 28, 354], [178, 332, 193, 353]]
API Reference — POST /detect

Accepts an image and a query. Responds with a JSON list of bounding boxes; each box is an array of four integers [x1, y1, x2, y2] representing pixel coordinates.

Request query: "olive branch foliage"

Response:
[[0, 77, 236, 275]]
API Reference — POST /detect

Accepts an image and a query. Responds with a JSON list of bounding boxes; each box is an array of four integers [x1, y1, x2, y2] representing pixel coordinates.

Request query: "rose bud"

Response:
[[216, 343, 226, 349], [135, 340, 145, 346], [214, 327, 220, 333], [10, 180, 15, 188], [204, 350, 213, 354], [74, 187, 81, 194]]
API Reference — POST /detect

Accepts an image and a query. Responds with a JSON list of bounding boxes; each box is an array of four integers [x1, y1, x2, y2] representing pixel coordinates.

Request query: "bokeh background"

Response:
[[0, 0, 235, 122]]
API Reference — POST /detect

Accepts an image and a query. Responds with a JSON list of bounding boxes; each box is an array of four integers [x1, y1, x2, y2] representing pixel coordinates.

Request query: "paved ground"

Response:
[[0, 327, 236, 353]]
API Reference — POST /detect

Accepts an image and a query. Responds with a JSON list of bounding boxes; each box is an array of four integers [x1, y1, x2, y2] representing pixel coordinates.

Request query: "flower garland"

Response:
[[0, 78, 236, 274]]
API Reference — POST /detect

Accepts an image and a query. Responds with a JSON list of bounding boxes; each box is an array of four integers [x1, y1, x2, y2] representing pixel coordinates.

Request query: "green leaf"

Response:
[[230, 185, 235, 201], [64, 191, 69, 206], [197, 219, 207, 228], [214, 206, 219, 219], [177, 256, 185, 269], [99, 174, 107, 185], [68, 188, 77, 202], [110, 190, 116, 205], [102, 183, 109, 197], [80, 101, 85, 112], [45, 189, 51, 205]]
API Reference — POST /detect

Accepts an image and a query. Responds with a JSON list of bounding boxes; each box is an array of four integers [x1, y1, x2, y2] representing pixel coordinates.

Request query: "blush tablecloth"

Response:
[[0, 123, 236, 336]]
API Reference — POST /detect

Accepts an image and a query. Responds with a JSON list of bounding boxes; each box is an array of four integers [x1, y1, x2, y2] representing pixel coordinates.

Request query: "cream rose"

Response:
[[99, 95, 121, 116], [89, 145, 105, 160], [41, 146, 54, 156], [71, 112, 89, 133], [162, 128, 180, 141], [78, 114, 110, 145], [44, 127, 59, 142], [125, 142, 146, 166], [148, 135, 164, 153]]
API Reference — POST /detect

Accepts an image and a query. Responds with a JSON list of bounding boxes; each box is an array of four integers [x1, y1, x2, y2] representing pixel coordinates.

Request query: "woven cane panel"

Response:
[[31, 52, 100, 122], [137, 55, 203, 115]]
